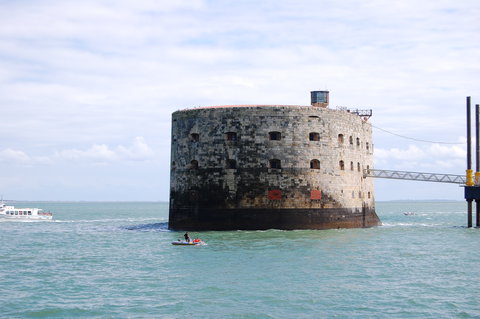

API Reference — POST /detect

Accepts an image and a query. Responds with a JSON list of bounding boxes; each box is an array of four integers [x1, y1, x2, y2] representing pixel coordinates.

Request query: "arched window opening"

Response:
[[338, 134, 344, 145], [366, 142, 370, 151], [190, 133, 199, 141], [349, 136, 353, 145], [350, 161, 354, 171], [357, 162, 361, 172], [226, 132, 237, 141], [227, 159, 237, 169], [339, 160, 345, 170], [356, 137, 360, 147], [309, 132, 320, 141], [190, 160, 198, 169], [310, 159, 320, 169], [269, 131, 281, 140], [270, 159, 282, 169], [368, 192, 371, 199], [367, 165, 370, 174]]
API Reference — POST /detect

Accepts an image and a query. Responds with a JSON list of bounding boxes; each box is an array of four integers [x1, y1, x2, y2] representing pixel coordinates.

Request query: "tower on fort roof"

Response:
[[310, 90, 329, 107]]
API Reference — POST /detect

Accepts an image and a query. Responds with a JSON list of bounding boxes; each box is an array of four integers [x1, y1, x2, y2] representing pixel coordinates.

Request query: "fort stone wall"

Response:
[[169, 104, 380, 230]]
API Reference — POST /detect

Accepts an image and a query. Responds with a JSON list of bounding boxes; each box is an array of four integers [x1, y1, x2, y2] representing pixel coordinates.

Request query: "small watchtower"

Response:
[[310, 90, 329, 108]]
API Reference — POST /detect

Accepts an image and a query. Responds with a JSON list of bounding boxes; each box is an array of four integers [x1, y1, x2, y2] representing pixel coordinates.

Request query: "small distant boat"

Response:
[[403, 212, 416, 216], [171, 239, 205, 246], [0, 200, 53, 220]]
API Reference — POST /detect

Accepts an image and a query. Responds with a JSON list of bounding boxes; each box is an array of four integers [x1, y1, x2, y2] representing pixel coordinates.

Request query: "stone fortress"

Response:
[[169, 91, 381, 230]]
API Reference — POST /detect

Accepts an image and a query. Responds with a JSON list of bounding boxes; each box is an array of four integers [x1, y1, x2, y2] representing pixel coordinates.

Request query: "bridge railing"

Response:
[[364, 169, 466, 185]]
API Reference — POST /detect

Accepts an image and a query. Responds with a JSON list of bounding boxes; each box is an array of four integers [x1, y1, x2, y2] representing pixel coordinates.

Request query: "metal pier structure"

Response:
[[464, 96, 480, 228], [365, 96, 479, 228], [364, 169, 465, 185]]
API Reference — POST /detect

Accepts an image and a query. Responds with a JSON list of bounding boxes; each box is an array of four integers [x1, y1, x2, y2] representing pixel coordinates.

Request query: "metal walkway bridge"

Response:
[[364, 169, 466, 185]]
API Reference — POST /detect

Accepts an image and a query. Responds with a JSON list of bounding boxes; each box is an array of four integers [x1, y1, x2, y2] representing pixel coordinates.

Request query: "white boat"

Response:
[[0, 200, 53, 220]]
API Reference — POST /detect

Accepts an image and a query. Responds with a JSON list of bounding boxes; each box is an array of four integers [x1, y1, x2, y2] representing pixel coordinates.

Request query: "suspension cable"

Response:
[[371, 124, 465, 145]]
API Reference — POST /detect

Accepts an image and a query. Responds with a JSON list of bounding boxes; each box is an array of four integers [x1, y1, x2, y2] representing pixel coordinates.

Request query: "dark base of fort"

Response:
[[168, 207, 381, 231]]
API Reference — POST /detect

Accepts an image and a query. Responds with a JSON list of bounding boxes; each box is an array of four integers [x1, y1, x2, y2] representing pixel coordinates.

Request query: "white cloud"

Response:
[[117, 136, 155, 161], [0, 149, 53, 165], [375, 145, 426, 162], [56, 138, 155, 163], [429, 144, 465, 159], [56, 144, 118, 162], [375, 142, 466, 172], [0, 148, 31, 164], [0, 138, 154, 165]]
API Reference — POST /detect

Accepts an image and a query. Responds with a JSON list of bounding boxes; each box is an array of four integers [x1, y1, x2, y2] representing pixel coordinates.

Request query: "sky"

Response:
[[0, 0, 479, 201]]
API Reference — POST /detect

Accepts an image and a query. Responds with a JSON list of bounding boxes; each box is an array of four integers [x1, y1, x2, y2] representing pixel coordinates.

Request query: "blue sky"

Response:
[[0, 0, 479, 201]]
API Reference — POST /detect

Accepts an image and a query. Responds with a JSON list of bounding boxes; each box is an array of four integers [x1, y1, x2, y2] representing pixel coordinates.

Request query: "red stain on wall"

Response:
[[268, 190, 282, 200], [310, 190, 322, 200]]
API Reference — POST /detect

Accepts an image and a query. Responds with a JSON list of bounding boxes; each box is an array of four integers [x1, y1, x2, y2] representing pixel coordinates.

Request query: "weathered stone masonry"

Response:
[[169, 95, 381, 230]]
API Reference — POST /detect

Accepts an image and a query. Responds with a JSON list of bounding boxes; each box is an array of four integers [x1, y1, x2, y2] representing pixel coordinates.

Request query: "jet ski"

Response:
[[171, 239, 205, 246]]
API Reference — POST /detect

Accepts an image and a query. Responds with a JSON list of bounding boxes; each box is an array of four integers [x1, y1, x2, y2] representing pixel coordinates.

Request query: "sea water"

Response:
[[1, 201, 479, 318]]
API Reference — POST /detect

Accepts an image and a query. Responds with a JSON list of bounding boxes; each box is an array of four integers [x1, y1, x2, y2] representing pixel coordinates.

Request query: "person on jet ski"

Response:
[[184, 232, 191, 242]]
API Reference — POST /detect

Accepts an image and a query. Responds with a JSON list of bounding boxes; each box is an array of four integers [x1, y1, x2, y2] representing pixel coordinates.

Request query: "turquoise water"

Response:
[[1, 201, 480, 318]]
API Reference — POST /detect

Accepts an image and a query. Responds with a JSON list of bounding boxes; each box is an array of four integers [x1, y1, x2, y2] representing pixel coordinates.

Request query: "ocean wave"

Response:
[[52, 217, 167, 223], [381, 222, 444, 227], [0, 218, 54, 223], [122, 222, 170, 232]]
